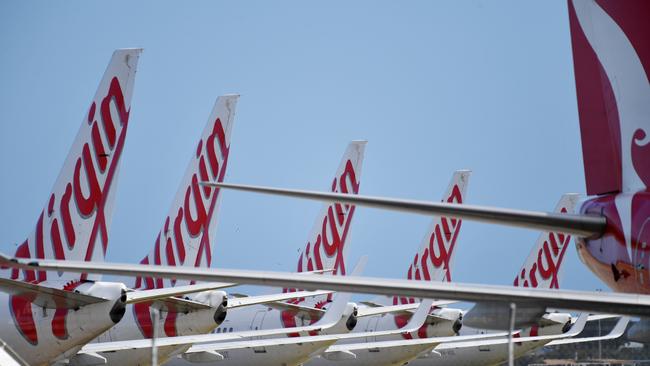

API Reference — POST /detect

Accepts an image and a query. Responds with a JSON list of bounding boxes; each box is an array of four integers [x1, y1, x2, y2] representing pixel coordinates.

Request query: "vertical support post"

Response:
[[508, 302, 516, 366], [597, 288, 602, 360], [598, 317, 602, 360], [151, 307, 160, 366]]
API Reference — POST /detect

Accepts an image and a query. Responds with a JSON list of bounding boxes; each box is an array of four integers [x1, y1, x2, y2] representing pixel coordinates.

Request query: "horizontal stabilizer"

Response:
[[203, 182, 605, 238], [0, 278, 105, 309]]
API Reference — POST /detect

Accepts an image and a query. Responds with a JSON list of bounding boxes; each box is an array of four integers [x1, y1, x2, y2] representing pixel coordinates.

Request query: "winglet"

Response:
[[400, 299, 434, 333], [547, 316, 629, 346], [312, 256, 366, 327], [350, 256, 368, 276]]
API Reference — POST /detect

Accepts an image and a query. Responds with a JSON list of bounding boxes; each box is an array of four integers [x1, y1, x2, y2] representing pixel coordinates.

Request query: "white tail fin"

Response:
[[293, 141, 366, 277], [136, 95, 239, 289], [10, 49, 142, 283], [405, 170, 471, 284], [513, 194, 580, 289]]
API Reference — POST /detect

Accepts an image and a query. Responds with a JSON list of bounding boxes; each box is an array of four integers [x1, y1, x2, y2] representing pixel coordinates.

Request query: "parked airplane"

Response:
[[160, 170, 468, 365], [20, 140, 365, 366], [183, 0, 650, 324], [300, 194, 578, 366], [74, 259, 370, 366], [0, 48, 144, 366], [1, 0, 647, 362], [341, 170, 470, 342]]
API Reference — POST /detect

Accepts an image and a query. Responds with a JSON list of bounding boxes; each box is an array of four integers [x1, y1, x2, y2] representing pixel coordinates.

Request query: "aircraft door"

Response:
[[365, 316, 380, 342], [250, 309, 267, 331], [250, 309, 268, 353]]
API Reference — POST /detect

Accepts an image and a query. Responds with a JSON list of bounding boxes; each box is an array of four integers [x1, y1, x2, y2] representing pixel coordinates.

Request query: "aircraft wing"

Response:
[[0, 339, 29, 366], [319, 315, 587, 363], [227, 289, 332, 309], [125, 282, 234, 304], [78, 289, 354, 354], [0, 278, 105, 309], [263, 301, 326, 318], [202, 182, 606, 237], [586, 314, 622, 322], [5, 255, 650, 317], [181, 298, 434, 359], [357, 303, 420, 317], [187, 335, 339, 353], [355, 299, 457, 318], [546, 316, 629, 346], [435, 313, 589, 350]]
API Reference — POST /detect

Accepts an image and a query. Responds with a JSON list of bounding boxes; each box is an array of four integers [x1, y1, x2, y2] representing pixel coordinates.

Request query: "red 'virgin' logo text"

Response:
[[133, 117, 230, 338], [513, 208, 571, 289], [10, 77, 131, 345], [280, 160, 360, 329]]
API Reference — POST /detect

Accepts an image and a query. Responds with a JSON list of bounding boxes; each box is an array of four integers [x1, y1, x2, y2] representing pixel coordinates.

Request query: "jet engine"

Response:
[[322, 302, 358, 335]]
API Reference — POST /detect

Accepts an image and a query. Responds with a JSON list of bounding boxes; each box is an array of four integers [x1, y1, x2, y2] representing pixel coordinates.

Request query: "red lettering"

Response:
[[134, 302, 154, 338], [173, 208, 186, 264], [12, 241, 34, 281], [73, 144, 102, 216], [91, 122, 108, 172], [429, 225, 448, 268], [184, 175, 207, 237], [10, 296, 38, 345], [420, 248, 431, 281], [537, 242, 558, 285], [60, 183, 75, 249], [50, 219, 65, 260], [100, 78, 129, 149], [51, 308, 69, 339], [35, 213, 46, 282]]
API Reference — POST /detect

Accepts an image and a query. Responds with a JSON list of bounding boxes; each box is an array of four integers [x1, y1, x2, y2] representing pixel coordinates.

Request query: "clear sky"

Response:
[[0, 1, 606, 294]]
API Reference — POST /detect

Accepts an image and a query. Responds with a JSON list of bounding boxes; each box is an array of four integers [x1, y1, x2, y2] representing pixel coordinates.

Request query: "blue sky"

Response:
[[0, 1, 606, 293]]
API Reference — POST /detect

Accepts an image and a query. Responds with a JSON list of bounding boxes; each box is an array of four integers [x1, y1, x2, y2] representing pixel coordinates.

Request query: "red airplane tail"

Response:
[[568, 0, 650, 195]]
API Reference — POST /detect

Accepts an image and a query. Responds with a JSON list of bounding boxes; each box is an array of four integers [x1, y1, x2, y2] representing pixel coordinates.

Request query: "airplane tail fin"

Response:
[[136, 95, 239, 289], [405, 170, 471, 284], [568, 0, 650, 195], [294, 141, 367, 277], [11, 49, 142, 283], [513, 193, 580, 289]]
